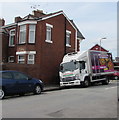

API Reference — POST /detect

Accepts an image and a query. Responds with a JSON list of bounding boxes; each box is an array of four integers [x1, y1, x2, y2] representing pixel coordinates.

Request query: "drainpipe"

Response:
[[64, 17, 66, 55]]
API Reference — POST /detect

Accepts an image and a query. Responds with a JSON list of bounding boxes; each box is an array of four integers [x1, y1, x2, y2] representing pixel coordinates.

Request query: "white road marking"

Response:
[[105, 86, 117, 90]]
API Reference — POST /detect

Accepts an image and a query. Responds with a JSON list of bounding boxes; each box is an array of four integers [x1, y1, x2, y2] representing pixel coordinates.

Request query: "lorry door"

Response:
[[79, 58, 88, 80]]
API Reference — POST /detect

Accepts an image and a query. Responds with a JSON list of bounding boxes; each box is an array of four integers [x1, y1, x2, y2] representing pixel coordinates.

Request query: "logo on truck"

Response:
[[91, 52, 114, 73]]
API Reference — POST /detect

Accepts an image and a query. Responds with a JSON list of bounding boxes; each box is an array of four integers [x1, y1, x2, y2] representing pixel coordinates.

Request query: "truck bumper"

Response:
[[60, 80, 80, 87]]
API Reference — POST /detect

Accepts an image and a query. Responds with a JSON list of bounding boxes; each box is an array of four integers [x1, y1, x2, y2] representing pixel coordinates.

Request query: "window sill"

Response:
[[9, 45, 15, 47], [45, 40, 53, 44], [66, 44, 71, 47], [8, 61, 14, 63]]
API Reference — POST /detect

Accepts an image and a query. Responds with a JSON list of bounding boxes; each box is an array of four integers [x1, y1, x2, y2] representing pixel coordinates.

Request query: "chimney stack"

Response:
[[0, 18, 5, 26], [32, 10, 46, 17], [15, 16, 22, 23]]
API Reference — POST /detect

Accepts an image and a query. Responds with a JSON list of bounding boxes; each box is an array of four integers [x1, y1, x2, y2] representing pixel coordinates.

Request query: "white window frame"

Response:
[[66, 30, 71, 47], [8, 56, 14, 63], [45, 23, 53, 43], [9, 29, 15, 46], [29, 24, 36, 43], [27, 54, 35, 64], [18, 55, 25, 64], [19, 25, 26, 44]]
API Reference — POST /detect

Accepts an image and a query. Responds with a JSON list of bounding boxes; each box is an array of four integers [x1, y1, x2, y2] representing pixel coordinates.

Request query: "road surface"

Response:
[[2, 81, 118, 118]]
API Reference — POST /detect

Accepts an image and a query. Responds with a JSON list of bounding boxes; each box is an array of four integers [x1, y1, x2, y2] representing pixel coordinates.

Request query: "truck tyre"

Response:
[[114, 76, 119, 80], [102, 77, 109, 85], [81, 78, 90, 87]]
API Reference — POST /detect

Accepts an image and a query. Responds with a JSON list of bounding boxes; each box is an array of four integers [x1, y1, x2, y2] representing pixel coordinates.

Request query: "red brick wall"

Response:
[[1, 33, 9, 63], [2, 63, 41, 80], [2, 14, 77, 85], [35, 14, 76, 84]]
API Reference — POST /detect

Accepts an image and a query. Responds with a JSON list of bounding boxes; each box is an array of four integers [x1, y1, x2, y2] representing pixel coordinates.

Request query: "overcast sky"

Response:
[[0, 1, 117, 58]]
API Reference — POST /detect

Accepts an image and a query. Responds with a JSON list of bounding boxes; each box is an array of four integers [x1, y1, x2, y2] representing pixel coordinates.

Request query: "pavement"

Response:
[[43, 85, 60, 91], [43, 80, 117, 92]]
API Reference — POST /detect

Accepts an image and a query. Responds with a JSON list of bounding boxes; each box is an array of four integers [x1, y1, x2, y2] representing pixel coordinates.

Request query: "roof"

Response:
[[90, 44, 109, 52], [70, 20, 85, 39], [2, 10, 85, 39], [0, 27, 8, 34]]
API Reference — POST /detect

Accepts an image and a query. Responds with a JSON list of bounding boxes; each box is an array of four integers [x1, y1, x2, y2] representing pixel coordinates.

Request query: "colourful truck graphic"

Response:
[[90, 51, 114, 73]]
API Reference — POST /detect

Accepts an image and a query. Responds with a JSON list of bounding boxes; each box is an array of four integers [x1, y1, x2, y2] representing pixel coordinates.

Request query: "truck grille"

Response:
[[62, 77, 75, 82]]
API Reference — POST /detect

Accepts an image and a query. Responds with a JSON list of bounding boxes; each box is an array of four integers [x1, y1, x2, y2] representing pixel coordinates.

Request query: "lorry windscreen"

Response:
[[60, 61, 78, 72]]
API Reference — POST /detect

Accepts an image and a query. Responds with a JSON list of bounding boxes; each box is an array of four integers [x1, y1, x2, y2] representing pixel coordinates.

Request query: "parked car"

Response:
[[112, 71, 119, 80], [0, 70, 44, 99]]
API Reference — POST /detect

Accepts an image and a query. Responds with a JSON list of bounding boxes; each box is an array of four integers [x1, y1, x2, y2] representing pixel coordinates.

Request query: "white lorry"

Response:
[[59, 50, 114, 87]]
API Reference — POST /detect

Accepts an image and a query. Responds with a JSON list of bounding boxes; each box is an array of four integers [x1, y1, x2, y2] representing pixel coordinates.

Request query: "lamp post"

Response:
[[100, 37, 107, 52]]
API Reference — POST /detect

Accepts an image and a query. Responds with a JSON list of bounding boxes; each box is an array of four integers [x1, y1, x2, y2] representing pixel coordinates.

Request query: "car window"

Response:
[[2, 72, 13, 79], [13, 72, 28, 80]]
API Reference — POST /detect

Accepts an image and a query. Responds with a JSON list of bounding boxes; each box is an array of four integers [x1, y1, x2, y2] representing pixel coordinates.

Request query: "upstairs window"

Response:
[[9, 29, 15, 46], [66, 30, 71, 47], [45, 23, 53, 43], [29, 25, 36, 43], [19, 25, 26, 44]]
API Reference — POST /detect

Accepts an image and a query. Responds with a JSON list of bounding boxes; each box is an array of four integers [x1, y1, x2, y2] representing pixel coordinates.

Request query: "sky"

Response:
[[0, 1, 117, 58]]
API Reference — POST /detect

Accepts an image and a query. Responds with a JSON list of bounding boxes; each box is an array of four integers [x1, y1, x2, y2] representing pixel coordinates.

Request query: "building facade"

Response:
[[90, 44, 109, 52], [1, 10, 85, 85]]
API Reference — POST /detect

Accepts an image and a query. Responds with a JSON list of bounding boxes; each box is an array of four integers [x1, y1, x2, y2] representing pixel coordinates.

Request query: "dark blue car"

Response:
[[0, 70, 44, 99]]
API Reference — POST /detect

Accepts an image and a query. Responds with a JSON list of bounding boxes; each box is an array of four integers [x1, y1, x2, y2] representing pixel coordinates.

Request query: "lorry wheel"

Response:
[[82, 79, 90, 87], [114, 76, 119, 80], [102, 78, 109, 85]]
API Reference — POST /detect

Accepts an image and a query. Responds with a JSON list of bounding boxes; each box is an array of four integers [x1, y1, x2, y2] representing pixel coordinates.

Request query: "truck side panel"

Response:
[[90, 51, 114, 74]]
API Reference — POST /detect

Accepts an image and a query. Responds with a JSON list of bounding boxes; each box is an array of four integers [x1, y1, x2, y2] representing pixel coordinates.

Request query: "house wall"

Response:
[[35, 14, 76, 84], [2, 14, 78, 85], [2, 63, 41, 79], [1, 33, 9, 63]]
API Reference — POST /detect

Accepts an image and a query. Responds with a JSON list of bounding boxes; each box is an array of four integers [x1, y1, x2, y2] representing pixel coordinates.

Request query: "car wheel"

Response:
[[0, 89, 5, 99], [34, 85, 42, 95]]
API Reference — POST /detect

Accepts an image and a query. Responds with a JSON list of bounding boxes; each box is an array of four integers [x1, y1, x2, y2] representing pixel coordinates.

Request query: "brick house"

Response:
[[1, 10, 85, 85], [90, 44, 109, 52], [0, 18, 8, 64]]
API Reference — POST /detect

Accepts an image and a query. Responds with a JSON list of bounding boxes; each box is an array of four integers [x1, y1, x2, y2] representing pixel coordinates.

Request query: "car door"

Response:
[[2, 72, 19, 94], [12, 72, 34, 93]]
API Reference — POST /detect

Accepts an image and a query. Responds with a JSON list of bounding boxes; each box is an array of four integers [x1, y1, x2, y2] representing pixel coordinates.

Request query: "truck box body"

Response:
[[90, 51, 114, 74], [59, 50, 114, 87]]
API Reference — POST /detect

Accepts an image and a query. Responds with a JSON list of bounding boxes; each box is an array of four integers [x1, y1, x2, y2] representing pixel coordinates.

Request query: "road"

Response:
[[2, 81, 118, 118]]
